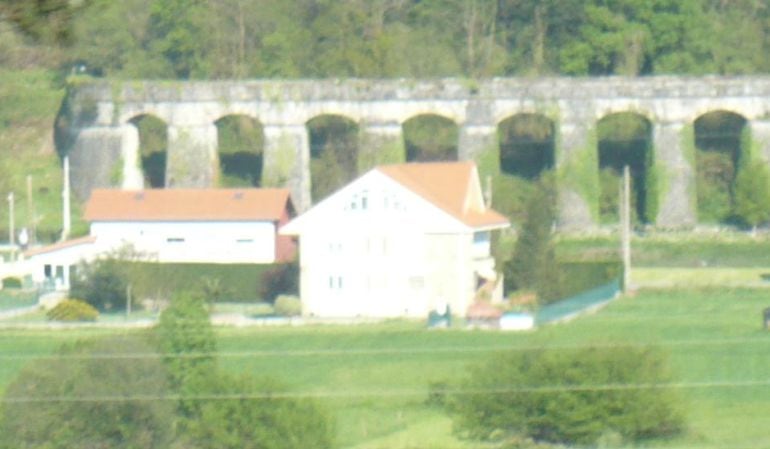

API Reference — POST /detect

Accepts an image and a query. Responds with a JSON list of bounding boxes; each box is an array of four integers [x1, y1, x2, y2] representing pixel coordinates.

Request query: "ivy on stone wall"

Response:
[[680, 124, 698, 223], [262, 133, 297, 189], [557, 127, 600, 224], [357, 134, 405, 173], [474, 141, 500, 181]]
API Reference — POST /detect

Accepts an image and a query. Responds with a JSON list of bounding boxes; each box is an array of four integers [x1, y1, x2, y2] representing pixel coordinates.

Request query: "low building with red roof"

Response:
[[23, 188, 295, 290], [84, 188, 296, 264], [280, 161, 509, 319]]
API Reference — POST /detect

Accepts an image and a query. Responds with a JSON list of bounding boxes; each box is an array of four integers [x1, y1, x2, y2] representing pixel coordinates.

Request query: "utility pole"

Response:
[[62, 156, 71, 241], [620, 166, 631, 293], [7, 192, 14, 261], [26, 175, 36, 245]]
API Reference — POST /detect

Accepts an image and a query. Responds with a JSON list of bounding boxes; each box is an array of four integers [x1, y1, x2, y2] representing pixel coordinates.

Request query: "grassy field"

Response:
[[555, 233, 770, 267], [1, 287, 770, 448]]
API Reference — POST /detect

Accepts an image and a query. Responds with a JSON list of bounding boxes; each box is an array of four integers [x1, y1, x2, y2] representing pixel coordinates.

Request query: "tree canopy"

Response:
[[3, 0, 770, 79], [0, 336, 175, 449]]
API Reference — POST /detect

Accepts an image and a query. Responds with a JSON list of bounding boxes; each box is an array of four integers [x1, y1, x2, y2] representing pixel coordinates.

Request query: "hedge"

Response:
[[115, 262, 280, 302], [557, 259, 623, 299]]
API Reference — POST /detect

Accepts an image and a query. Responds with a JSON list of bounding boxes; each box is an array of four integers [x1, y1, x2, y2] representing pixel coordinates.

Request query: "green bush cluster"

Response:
[[46, 299, 99, 322], [1, 277, 22, 289], [259, 262, 299, 303], [70, 259, 127, 311], [452, 346, 684, 446], [274, 295, 302, 317]]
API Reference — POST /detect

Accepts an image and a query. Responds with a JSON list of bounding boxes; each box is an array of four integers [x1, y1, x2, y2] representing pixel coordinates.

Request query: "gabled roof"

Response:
[[23, 235, 98, 257], [84, 188, 293, 222], [377, 162, 509, 229]]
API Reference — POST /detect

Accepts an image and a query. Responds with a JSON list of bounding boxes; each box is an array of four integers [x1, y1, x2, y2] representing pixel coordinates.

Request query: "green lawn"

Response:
[[1, 288, 770, 448], [633, 267, 770, 287]]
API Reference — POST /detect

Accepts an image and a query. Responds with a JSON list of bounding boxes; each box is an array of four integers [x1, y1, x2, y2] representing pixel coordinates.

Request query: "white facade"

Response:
[[23, 237, 105, 290], [282, 165, 508, 319], [90, 220, 277, 264]]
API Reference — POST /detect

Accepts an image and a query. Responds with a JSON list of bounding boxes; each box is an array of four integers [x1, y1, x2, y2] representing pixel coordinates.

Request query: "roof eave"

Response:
[[467, 221, 511, 232]]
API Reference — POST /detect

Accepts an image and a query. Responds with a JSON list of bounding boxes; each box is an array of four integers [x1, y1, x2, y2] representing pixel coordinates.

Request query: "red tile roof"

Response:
[[377, 162, 509, 229], [84, 189, 292, 222]]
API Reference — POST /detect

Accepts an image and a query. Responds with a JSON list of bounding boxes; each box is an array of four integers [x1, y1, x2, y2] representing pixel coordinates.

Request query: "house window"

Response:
[[474, 231, 490, 244], [236, 238, 254, 243], [43, 264, 52, 278], [167, 237, 185, 243], [328, 275, 343, 290], [361, 190, 368, 210]]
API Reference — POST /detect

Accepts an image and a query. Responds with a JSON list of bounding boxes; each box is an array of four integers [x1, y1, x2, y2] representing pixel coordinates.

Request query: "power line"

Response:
[[3, 378, 770, 404], [1, 335, 768, 361]]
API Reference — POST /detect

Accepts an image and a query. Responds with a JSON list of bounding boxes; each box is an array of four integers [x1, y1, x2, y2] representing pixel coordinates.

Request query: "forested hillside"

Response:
[[2, 0, 770, 240], [3, 0, 770, 79]]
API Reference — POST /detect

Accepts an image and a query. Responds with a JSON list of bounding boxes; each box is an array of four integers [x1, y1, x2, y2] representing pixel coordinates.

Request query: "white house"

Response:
[[20, 236, 104, 290], [83, 188, 296, 264], [280, 161, 510, 319], [20, 188, 296, 290]]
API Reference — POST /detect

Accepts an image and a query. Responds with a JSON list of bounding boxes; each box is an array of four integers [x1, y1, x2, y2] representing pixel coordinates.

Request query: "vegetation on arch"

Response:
[[597, 113, 655, 224], [215, 115, 264, 187], [308, 115, 360, 203]]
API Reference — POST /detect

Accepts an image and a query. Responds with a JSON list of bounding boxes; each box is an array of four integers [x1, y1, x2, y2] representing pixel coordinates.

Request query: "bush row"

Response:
[[556, 259, 623, 299]]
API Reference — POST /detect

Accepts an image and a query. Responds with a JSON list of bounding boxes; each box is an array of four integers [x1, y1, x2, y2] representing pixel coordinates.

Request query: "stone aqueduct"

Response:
[[62, 77, 770, 228]]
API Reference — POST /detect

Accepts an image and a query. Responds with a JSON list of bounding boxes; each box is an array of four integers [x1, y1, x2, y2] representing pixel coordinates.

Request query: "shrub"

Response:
[[0, 336, 174, 449], [259, 262, 299, 303], [274, 295, 302, 317], [733, 160, 770, 230], [452, 346, 684, 446], [504, 178, 561, 303], [46, 299, 99, 322], [1, 277, 22, 289], [557, 260, 623, 298], [69, 259, 127, 311], [183, 373, 335, 449]]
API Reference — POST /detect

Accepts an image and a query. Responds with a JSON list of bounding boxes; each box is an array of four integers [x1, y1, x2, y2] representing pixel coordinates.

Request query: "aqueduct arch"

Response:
[[60, 77, 770, 228]]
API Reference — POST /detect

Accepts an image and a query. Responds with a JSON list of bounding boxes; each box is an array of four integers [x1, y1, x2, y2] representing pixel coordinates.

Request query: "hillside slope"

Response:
[[0, 69, 86, 244]]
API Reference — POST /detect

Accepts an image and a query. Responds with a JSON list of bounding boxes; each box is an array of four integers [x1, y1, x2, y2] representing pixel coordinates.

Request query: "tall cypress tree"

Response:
[[504, 176, 561, 303]]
